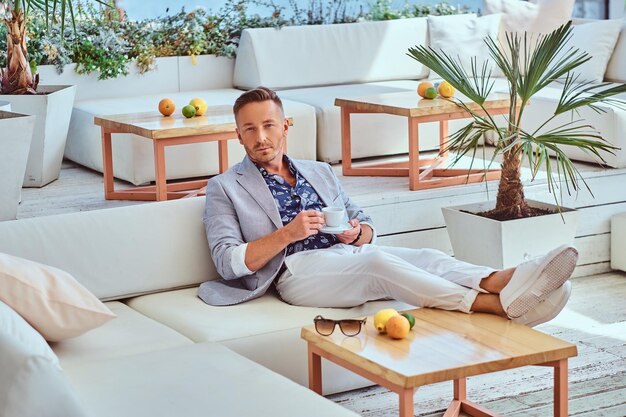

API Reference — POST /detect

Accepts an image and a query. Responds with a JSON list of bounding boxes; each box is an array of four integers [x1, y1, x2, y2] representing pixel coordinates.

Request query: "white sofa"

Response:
[[57, 15, 626, 187], [0, 197, 412, 416]]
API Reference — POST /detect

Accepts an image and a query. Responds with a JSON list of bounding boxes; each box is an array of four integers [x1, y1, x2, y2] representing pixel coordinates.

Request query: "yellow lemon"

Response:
[[158, 98, 175, 117], [417, 81, 434, 98], [374, 309, 399, 334], [423, 87, 438, 99], [437, 81, 455, 98], [189, 97, 208, 116], [386, 315, 410, 339]]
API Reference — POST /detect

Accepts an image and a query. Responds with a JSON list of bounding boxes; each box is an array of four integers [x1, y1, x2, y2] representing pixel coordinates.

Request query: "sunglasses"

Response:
[[313, 315, 367, 337]]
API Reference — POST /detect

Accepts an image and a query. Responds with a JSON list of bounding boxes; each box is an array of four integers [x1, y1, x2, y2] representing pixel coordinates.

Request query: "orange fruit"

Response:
[[158, 98, 175, 117], [438, 81, 455, 98], [423, 87, 438, 100], [385, 315, 410, 339], [417, 81, 434, 98]]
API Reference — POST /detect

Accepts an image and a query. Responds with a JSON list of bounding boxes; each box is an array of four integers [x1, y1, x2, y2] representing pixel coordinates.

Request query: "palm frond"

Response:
[[556, 74, 626, 115]]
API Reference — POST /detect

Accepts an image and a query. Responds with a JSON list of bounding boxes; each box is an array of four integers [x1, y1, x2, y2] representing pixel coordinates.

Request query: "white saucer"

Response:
[[320, 223, 352, 234]]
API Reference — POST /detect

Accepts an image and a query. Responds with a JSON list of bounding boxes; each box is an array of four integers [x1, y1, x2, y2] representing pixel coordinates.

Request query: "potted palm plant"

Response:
[[1, 0, 77, 187], [407, 22, 626, 268]]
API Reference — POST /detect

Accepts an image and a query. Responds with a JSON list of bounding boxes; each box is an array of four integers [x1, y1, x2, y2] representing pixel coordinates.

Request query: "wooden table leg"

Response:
[[218, 140, 229, 173], [439, 119, 449, 158], [554, 359, 568, 417], [341, 107, 353, 175], [101, 129, 115, 200], [399, 387, 415, 417], [153, 141, 167, 201], [408, 117, 420, 191], [308, 344, 323, 395]]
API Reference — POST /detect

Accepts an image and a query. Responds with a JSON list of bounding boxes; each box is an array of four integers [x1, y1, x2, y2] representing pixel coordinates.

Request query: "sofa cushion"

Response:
[[0, 198, 214, 300], [63, 342, 359, 417], [51, 302, 193, 368], [428, 14, 502, 76], [605, 20, 626, 82], [0, 252, 116, 342], [66, 89, 316, 185], [234, 18, 429, 90], [559, 19, 623, 84], [483, 0, 574, 35], [0, 331, 88, 417], [0, 300, 60, 369], [126, 288, 414, 394]]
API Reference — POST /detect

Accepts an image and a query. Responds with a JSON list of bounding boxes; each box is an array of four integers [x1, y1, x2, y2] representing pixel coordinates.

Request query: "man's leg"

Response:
[[276, 245, 480, 313]]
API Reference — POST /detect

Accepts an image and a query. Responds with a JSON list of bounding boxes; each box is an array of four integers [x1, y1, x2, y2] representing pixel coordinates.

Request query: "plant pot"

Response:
[[1, 85, 76, 187], [0, 111, 35, 220], [442, 199, 579, 269], [0, 100, 10, 111]]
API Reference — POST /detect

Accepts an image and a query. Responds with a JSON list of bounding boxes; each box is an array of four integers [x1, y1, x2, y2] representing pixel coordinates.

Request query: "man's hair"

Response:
[[233, 86, 284, 119]]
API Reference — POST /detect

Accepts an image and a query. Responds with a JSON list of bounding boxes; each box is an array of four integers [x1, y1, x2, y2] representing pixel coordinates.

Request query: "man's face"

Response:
[[235, 100, 288, 166]]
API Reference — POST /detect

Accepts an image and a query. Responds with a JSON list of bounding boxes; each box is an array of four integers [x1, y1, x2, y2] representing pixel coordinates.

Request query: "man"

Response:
[[198, 87, 577, 327]]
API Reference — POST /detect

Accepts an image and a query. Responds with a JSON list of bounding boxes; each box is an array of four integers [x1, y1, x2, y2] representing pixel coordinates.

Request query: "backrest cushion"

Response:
[[0, 252, 116, 342], [606, 20, 626, 82], [0, 331, 88, 417], [0, 198, 216, 301], [483, 0, 575, 34], [0, 301, 60, 367], [428, 14, 502, 76], [560, 19, 623, 84], [234, 18, 429, 90]]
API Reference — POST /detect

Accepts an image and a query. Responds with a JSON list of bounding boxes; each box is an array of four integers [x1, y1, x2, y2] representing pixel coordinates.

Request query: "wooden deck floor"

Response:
[[14, 158, 626, 417]]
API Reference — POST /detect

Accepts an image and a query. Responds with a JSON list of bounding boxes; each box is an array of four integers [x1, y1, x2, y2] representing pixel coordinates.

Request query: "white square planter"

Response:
[[2, 85, 76, 187], [0, 100, 10, 111], [611, 212, 626, 272], [0, 110, 35, 220], [442, 199, 579, 269]]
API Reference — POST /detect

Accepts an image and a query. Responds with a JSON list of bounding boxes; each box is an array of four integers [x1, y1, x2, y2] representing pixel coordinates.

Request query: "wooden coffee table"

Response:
[[94, 107, 291, 201], [301, 308, 577, 417], [335, 92, 512, 191]]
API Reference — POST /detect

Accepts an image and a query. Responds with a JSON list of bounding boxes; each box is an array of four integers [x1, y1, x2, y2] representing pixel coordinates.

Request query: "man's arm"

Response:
[[243, 210, 325, 272]]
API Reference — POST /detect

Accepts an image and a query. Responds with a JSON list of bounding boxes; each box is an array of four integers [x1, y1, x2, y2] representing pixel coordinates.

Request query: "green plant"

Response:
[[407, 23, 626, 220], [0, 0, 85, 94]]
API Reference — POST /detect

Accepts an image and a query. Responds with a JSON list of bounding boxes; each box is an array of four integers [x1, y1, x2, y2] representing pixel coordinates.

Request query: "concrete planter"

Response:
[[2, 85, 76, 187], [0, 110, 35, 220], [442, 199, 579, 269]]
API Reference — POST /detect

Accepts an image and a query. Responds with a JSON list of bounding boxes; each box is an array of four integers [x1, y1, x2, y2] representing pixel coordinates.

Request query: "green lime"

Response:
[[424, 87, 438, 100], [182, 104, 196, 118], [401, 313, 416, 330]]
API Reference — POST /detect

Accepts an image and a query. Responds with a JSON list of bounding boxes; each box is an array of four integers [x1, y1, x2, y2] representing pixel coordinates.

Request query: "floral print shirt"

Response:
[[256, 156, 338, 256]]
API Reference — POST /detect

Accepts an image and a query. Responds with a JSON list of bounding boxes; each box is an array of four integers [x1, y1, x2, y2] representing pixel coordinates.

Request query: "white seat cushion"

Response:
[[51, 302, 193, 368], [64, 342, 359, 417], [66, 89, 317, 185], [127, 288, 413, 394]]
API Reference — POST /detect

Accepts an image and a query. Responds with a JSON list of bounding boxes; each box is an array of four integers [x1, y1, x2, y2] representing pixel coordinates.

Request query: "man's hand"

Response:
[[283, 210, 325, 243], [336, 219, 361, 245]]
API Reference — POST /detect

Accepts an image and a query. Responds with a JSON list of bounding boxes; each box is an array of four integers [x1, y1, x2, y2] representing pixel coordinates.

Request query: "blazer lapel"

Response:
[[294, 160, 335, 206], [236, 157, 283, 229]]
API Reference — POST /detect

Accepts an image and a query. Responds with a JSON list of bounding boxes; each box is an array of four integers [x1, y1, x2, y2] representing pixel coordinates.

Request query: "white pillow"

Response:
[[0, 331, 89, 417], [483, 0, 574, 34], [428, 14, 502, 76], [605, 20, 626, 82], [0, 252, 116, 342], [0, 300, 60, 369]]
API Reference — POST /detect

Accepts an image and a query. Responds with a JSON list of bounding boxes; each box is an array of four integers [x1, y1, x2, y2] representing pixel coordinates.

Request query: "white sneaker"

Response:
[[514, 281, 572, 327], [500, 245, 578, 319]]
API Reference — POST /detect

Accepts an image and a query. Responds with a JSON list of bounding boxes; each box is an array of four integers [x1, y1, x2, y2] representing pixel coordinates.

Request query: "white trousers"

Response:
[[276, 244, 496, 313]]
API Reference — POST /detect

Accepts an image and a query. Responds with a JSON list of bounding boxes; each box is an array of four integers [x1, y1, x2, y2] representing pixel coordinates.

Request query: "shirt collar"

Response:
[[255, 155, 297, 179]]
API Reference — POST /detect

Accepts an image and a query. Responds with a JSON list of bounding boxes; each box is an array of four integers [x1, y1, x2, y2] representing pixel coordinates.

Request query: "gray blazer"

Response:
[[198, 156, 372, 306]]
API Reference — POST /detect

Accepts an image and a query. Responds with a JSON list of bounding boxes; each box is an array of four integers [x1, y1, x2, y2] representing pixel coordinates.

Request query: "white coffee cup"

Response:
[[322, 207, 345, 227]]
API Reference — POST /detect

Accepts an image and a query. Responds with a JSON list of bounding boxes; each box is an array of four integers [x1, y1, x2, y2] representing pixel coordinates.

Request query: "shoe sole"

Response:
[[525, 282, 572, 327], [507, 247, 578, 318]]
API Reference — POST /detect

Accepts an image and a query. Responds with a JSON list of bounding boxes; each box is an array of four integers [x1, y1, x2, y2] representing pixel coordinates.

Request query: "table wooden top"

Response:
[[335, 91, 513, 118], [301, 308, 577, 388], [94, 105, 293, 140]]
